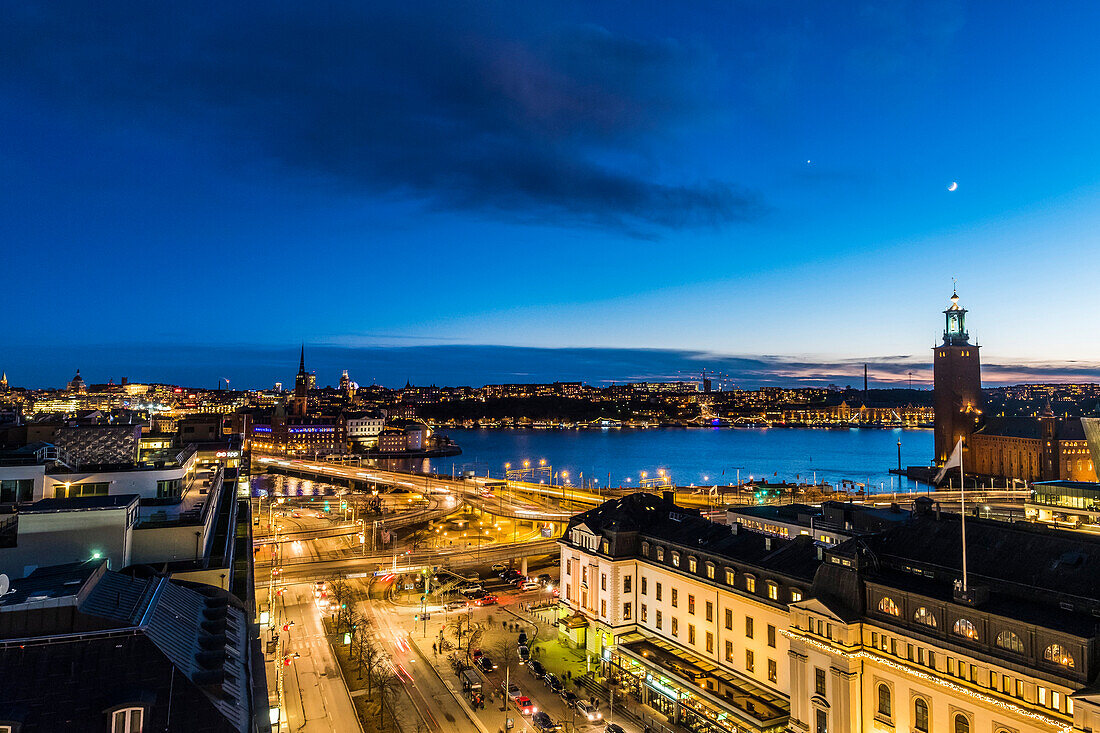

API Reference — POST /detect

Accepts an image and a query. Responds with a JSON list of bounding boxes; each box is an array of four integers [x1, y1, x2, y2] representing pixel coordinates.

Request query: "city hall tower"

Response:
[[933, 289, 982, 464]]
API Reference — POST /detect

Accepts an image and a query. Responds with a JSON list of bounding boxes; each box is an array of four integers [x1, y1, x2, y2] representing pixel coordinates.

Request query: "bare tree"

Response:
[[373, 663, 401, 731], [327, 575, 352, 631], [360, 637, 383, 691]]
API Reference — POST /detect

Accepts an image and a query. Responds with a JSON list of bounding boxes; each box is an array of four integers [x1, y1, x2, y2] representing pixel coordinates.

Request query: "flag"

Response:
[[934, 438, 964, 484]]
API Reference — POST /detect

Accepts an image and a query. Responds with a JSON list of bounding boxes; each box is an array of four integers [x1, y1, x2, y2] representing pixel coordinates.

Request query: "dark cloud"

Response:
[[8, 343, 1100, 391], [1, 2, 759, 233]]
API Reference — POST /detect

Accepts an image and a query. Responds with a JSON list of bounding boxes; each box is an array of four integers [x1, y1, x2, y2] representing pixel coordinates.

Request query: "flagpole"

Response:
[[960, 438, 967, 592]]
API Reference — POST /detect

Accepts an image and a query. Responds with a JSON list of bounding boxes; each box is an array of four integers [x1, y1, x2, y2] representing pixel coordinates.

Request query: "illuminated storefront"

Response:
[[604, 633, 788, 733]]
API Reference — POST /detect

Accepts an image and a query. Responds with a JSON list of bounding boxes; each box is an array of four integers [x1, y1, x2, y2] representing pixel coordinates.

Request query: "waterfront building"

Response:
[[346, 411, 386, 449], [560, 491, 1100, 733], [932, 292, 1097, 483]]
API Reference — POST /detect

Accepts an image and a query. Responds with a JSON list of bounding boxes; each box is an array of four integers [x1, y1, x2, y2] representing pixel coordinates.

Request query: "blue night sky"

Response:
[[4, 2, 1100, 388]]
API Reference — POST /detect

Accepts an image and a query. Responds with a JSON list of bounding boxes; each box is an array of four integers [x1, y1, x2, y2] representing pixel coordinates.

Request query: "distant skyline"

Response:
[[5, 343, 1100, 392], [5, 3, 1100, 371]]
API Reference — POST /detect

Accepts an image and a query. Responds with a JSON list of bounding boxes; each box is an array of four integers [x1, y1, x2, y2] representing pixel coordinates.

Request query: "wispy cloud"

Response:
[[1, 2, 760, 235]]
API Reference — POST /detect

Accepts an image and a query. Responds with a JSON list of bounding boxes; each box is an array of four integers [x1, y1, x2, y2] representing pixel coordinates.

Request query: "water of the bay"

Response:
[[426, 427, 933, 493]]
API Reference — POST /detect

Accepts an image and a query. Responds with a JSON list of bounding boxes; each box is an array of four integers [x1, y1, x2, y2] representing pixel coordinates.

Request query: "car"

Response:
[[467, 589, 487, 600], [503, 569, 522, 581], [532, 712, 561, 732], [517, 631, 528, 646], [472, 648, 483, 659], [543, 673, 562, 693], [528, 660, 545, 677], [560, 691, 579, 707], [444, 600, 468, 611], [497, 570, 511, 580], [537, 573, 552, 584], [491, 562, 506, 572], [475, 595, 497, 606], [476, 656, 496, 672], [291, 511, 301, 518], [518, 645, 530, 662], [460, 584, 484, 596], [514, 696, 537, 715], [521, 581, 540, 592], [502, 682, 521, 701], [575, 701, 602, 721], [514, 577, 529, 588], [312, 581, 327, 596], [605, 724, 626, 733]]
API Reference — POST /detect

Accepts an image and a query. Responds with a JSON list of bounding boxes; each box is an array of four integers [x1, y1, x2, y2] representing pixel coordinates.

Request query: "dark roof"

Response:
[[978, 416, 1086, 440], [22, 494, 139, 513]]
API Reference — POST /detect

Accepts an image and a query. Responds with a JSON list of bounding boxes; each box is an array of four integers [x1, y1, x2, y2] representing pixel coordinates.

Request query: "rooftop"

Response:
[[22, 494, 140, 513]]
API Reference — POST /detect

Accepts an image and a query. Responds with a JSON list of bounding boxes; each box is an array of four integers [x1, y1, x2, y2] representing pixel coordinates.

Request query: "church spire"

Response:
[[298, 344, 306, 375]]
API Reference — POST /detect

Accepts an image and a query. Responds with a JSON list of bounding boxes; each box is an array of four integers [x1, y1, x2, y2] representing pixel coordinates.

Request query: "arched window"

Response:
[[953, 713, 970, 733], [953, 618, 978, 640], [1044, 643, 1076, 668], [877, 597, 900, 616], [112, 707, 144, 733], [913, 698, 929, 732], [876, 683, 891, 717], [913, 607, 937, 628], [995, 630, 1024, 653]]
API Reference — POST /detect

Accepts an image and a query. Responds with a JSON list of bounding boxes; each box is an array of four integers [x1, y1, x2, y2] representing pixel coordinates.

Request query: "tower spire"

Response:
[[299, 344, 306, 374]]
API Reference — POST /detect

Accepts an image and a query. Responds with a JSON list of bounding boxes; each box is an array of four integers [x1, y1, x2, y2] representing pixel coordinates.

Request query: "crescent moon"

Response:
[[948, 182, 958, 192]]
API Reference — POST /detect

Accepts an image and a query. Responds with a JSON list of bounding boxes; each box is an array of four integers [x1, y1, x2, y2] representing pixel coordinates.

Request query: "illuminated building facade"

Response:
[[561, 493, 1100, 733]]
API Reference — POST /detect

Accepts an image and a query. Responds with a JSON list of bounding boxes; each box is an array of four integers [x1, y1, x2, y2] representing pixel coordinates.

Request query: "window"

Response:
[[876, 683, 891, 718], [566, 560, 572, 576], [689, 556, 697, 572], [657, 546, 664, 561], [641, 604, 648, 622], [953, 713, 970, 733], [745, 616, 754, 638], [602, 540, 610, 554], [623, 603, 632, 620], [911, 606, 936, 627], [688, 624, 696, 645], [656, 611, 662, 629], [656, 583, 662, 601], [791, 589, 803, 602], [705, 601, 713, 622], [671, 588, 678, 607], [767, 582, 778, 600], [767, 624, 776, 648], [688, 595, 695, 614], [725, 640, 734, 661], [0, 478, 34, 503], [913, 698, 929, 732], [995, 630, 1024, 653], [746, 649, 754, 672], [156, 478, 182, 499], [641, 576, 646, 595], [601, 599, 606, 617], [725, 608, 733, 630], [641, 541, 650, 555], [672, 617, 679, 636], [877, 596, 900, 616], [815, 709, 827, 733], [624, 575, 632, 593], [768, 658, 777, 682], [706, 631, 713, 653], [725, 568, 735, 585], [672, 551, 680, 567], [55, 482, 109, 499], [112, 707, 144, 733], [815, 667, 826, 696], [953, 618, 978, 640], [745, 576, 756, 593], [1044, 643, 1076, 668], [602, 573, 607, 591], [706, 562, 715, 579]]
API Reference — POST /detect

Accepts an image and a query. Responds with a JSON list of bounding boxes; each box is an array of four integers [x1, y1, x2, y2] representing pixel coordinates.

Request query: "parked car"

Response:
[[605, 724, 626, 733], [521, 581, 540, 592], [560, 691, 579, 707], [475, 595, 497, 606], [532, 712, 561, 732], [503, 569, 522, 581], [476, 656, 496, 672], [502, 682, 521, 701], [543, 673, 562, 693], [528, 660, 545, 677], [518, 646, 530, 663], [537, 573, 552, 584], [575, 701, 602, 722], [444, 599, 468, 611], [460, 584, 484, 596], [491, 562, 506, 572], [517, 631, 528, 646], [515, 696, 537, 715]]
